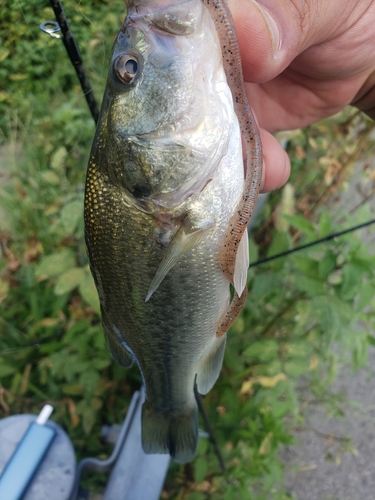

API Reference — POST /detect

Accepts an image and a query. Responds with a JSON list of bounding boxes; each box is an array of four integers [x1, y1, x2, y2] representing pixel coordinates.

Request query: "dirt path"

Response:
[[281, 160, 375, 500]]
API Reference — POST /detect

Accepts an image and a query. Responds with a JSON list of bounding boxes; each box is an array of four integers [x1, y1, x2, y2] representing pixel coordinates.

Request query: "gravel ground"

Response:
[[282, 352, 375, 500], [281, 160, 375, 500]]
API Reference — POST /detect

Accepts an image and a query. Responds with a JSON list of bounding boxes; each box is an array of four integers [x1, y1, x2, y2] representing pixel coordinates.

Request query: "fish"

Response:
[[84, 0, 262, 463]]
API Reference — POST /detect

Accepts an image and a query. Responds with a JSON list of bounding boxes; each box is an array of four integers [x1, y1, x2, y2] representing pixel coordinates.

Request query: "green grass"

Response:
[[1, 1, 375, 499]]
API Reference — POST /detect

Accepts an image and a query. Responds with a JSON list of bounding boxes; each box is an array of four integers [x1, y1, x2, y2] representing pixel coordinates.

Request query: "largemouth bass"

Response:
[[84, 0, 262, 463]]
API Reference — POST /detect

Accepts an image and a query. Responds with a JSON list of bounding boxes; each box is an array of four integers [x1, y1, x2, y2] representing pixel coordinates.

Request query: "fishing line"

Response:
[[194, 384, 226, 473], [249, 218, 375, 268]]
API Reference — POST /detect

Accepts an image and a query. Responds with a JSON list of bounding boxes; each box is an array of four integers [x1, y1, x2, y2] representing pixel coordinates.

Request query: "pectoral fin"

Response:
[[145, 216, 215, 302], [233, 227, 249, 298]]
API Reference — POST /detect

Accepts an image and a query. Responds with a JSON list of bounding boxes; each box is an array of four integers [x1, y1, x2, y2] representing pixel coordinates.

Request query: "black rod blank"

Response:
[[250, 218, 375, 268], [49, 0, 99, 123]]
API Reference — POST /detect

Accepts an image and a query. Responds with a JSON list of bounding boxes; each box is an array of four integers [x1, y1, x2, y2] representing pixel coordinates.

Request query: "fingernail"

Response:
[[249, 0, 281, 58]]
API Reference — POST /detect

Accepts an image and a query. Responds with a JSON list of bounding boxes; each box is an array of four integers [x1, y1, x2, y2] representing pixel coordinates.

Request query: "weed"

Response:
[[1, 1, 375, 499]]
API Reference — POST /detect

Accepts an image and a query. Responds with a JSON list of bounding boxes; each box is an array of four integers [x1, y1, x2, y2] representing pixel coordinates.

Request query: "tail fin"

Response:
[[141, 400, 198, 463]]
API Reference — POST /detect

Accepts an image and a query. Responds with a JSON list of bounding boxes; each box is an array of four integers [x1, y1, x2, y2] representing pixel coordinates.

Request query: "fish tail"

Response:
[[141, 400, 198, 463]]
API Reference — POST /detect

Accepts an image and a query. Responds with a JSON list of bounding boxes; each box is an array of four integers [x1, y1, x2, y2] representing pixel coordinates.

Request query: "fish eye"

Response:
[[115, 55, 139, 84]]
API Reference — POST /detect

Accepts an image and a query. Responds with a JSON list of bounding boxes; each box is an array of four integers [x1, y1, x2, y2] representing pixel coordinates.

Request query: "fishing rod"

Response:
[[40, 0, 99, 123], [250, 218, 375, 268]]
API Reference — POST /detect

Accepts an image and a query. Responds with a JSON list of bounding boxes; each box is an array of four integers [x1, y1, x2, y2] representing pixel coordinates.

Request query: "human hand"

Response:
[[228, 0, 375, 192]]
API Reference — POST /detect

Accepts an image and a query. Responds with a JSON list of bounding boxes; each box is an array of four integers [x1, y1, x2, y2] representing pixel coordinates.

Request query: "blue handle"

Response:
[[0, 422, 56, 500]]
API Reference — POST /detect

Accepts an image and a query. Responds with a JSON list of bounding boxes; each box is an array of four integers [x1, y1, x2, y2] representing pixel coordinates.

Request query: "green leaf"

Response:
[[251, 274, 277, 301], [0, 278, 9, 303], [318, 253, 336, 279], [292, 256, 318, 277], [276, 184, 295, 232], [262, 359, 282, 377], [0, 48, 10, 63], [91, 397, 103, 411], [92, 358, 112, 370], [271, 400, 292, 419], [40, 171, 60, 185], [224, 342, 245, 371], [243, 340, 278, 363], [318, 211, 331, 237], [267, 231, 292, 256], [80, 368, 100, 398], [39, 341, 64, 354], [82, 407, 97, 435], [50, 146, 67, 170], [259, 432, 273, 455], [197, 438, 208, 455], [284, 340, 311, 358], [224, 486, 241, 500], [356, 283, 374, 312], [79, 270, 101, 314], [54, 267, 86, 295], [350, 256, 374, 275], [284, 359, 309, 377], [341, 264, 362, 299], [35, 249, 76, 279], [267, 232, 292, 270], [194, 456, 208, 483], [64, 320, 91, 343], [311, 296, 341, 337], [61, 200, 82, 234], [61, 383, 84, 396], [186, 493, 205, 500], [0, 364, 17, 378], [283, 214, 315, 235], [295, 276, 325, 297]]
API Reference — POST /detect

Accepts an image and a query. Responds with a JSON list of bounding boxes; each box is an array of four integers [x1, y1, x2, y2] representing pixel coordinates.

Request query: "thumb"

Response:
[[229, 0, 351, 83]]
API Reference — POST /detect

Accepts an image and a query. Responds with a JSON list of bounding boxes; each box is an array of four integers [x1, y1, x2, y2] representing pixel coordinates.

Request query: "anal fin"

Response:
[[145, 216, 215, 302], [233, 227, 249, 297], [196, 336, 226, 395]]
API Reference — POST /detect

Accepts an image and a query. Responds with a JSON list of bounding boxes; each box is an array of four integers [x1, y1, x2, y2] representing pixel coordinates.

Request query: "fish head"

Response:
[[107, 0, 204, 137], [97, 0, 233, 207]]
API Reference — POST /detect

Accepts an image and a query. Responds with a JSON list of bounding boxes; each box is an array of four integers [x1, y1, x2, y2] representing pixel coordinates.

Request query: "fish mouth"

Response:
[[126, 0, 202, 36]]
